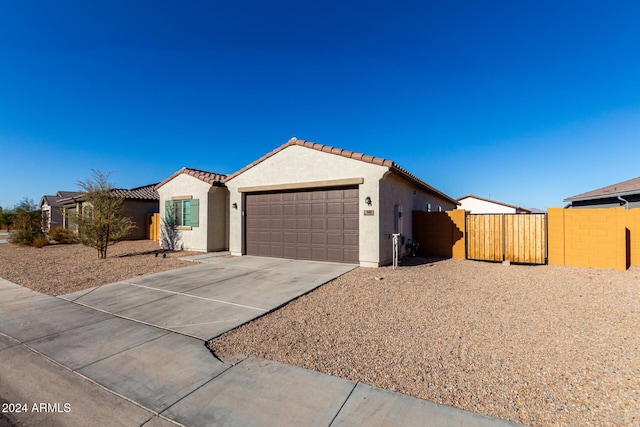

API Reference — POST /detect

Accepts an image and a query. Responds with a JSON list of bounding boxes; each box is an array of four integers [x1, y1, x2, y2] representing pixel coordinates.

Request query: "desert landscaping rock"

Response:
[[211, 257, 640, 427], [0, 240, 199, 295]]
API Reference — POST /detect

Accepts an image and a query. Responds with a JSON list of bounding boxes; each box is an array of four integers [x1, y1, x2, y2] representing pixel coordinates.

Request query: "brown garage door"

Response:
[[245, 187, 359, 263]]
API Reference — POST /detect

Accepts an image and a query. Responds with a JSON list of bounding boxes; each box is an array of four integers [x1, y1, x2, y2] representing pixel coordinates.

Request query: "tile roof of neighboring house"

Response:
[[40, 191, 82, 208], [57, 184, 159, 205], [564, 176, 640, 202], [225, 138, 459, 205], [155, 167, 228, 190], [110, 183, 160, 200], [457, 194, 531, 213]]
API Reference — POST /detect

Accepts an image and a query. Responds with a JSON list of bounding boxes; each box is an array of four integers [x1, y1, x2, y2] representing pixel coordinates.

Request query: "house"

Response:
[[155, 168, 228, 252], [223, 138, 458, 267], [456, 194, 531, 214], [40, 191, 82, 232], [564, 176, 640, 209], [58, 184, 160, 240]]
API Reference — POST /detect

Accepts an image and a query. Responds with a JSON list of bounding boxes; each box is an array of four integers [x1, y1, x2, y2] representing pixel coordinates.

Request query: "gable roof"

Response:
[[225, 138, 458, 205], [457, 194, 531, 213], [40, 191, 82, 208], [155, 167, 227, 190], [564, 176, 640, 202]]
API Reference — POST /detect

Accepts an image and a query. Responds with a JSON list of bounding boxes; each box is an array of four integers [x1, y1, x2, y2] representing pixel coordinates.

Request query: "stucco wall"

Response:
[[379, 172, 457, 265], [458, 197, 517, 214], [122, 200, 159, 240], [224, 145, 389, 266], [157, 174, 213, 251]]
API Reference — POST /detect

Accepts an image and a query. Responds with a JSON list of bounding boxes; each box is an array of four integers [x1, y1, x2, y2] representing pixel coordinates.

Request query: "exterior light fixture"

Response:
[[365, 196, 372, 206], [232, 202, 238, 209]]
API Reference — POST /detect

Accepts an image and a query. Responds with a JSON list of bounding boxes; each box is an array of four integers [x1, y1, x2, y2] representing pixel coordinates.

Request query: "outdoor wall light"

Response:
[[232, 202, 238, 209], [365, 196, 372, 206]]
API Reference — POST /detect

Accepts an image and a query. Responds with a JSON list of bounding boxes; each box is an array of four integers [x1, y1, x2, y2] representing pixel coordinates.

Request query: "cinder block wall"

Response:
[[412, 210, 465, 259], [548, 207, 638, 271]]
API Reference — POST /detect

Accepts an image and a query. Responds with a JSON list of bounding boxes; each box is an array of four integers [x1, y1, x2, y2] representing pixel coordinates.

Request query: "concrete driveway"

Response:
[[59, 255, 356, 340]]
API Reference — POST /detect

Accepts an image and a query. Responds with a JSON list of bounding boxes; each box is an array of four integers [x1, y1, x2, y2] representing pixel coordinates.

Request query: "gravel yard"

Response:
[[0, 240, 200, 295], [210, 257, 640, 426]]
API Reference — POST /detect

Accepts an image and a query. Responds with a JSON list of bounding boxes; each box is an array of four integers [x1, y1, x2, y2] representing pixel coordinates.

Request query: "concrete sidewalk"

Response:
[[0, 273, 526, 426]]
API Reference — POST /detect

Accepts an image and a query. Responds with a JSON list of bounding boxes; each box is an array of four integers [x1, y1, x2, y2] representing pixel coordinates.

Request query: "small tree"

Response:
[[9, 198, 45, 245], [0, 206, 16, 231], [160, 204, 181, 251], [75, 170, 134, 259]]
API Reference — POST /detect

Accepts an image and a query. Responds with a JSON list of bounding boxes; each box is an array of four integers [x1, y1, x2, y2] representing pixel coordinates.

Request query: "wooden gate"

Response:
[[466, 213, 547, 264]]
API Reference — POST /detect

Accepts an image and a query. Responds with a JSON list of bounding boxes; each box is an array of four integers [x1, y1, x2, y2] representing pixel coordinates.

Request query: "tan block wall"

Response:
[[548, 207, 638, 271], [413, 210, 465, 259]]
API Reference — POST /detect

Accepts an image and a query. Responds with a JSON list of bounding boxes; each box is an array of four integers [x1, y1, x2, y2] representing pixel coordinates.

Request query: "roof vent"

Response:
[[290, 136, 297, 141]]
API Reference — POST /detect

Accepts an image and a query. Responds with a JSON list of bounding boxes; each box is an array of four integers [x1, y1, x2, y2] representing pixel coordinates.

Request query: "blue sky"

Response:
[[1, 1, 639, 210]]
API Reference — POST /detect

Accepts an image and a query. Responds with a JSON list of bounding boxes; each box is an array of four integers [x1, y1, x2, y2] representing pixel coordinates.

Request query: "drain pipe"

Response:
[[617, 196, 630, 210]]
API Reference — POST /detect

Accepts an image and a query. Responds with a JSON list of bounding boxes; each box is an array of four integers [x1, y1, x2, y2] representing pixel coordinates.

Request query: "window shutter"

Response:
[[190, 199, 199, 227]]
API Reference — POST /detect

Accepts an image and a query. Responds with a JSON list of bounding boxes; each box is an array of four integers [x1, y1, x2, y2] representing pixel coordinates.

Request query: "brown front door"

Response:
[[245, 187, 359, 263]]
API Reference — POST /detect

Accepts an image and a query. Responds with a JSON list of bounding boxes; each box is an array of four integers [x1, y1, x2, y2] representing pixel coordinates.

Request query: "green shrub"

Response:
[[8, 198, 44, 245], [49, 227, 78, 244]]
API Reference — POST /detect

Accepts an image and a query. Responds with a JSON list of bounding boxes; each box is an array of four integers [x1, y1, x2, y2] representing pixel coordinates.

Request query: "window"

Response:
[[166, 198, 199, 227]]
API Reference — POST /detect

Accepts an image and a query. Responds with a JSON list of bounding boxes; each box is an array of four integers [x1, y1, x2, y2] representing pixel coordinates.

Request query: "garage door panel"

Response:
[[343, 218, 358, 231], [269, 204, 283, 215], [343, 201, 358, 215], [297, 247, 311, 259], [311, 203, 325, 215], [297, 204, 310, 215], [295, 192, 311, 202], [327, 203, 343, 215], [311, 247, 326, 259], [344, 233, 359, 246], [246, 187, 359, 263], [343, 248, 359, 263], [283, 246, 296, 258], [311, 218, 326, 230], [311, 233, 326, 245], [327, 218, 343, 230], [327, 233, 343, 245]]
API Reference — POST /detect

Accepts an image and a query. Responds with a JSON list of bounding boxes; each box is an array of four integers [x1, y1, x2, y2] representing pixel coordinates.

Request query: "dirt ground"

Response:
[[0, 240, 200, 295], [211, 257, 640, 427]]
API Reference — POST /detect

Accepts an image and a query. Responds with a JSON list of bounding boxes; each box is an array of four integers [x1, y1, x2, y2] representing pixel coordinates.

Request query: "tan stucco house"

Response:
[[224, 138, 458, 267], [155, 168, 229, 252], [156, 138, 457, 266]]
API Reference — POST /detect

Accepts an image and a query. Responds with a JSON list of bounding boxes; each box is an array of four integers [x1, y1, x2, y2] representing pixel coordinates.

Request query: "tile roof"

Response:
[[457, 194, 531, 213], [110, 183, 159, 200], [57, 184, 159, 205], [40, 191, 82, 208], [564, 176, 640, 202], [155, 168, 227, 190], [225, 138, 458, 205]]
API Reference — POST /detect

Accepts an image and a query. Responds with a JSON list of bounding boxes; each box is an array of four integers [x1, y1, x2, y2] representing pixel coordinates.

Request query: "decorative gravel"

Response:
[[0, 240, 200, 296], [210, 257, 640, 426]]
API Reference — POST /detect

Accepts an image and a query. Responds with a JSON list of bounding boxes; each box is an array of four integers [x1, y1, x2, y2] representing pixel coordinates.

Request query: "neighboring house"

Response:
[[564, 176, 640, 209], [58, 184, 160, 240], [224, 138, 458, 267], [456, 194, 531, 214], [155, 168, 228, 252], [40, 191, 82, 232]]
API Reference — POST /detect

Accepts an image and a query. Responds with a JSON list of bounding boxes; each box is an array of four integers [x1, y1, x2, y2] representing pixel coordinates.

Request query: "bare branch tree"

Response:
[[74, 170, 134, 259]]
